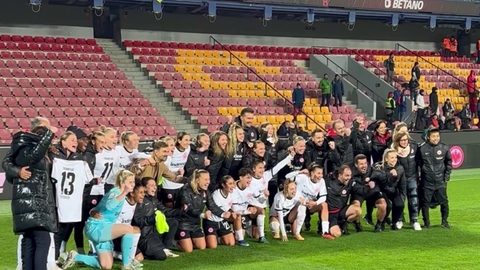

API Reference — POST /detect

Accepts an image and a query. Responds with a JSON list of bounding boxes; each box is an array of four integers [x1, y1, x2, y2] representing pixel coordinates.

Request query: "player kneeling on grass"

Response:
[[286, 163, 334, 239], [326, 165, 374, 237], [175, 169, 231, 253], [269, 179, 306, 241], [61, 170, 143, 270], [231, 168, 257, 247], [203, 175, 238, 248], [248, 149, 295, 243], [111, 179, 145, 263], [133, 176, 186, 260]]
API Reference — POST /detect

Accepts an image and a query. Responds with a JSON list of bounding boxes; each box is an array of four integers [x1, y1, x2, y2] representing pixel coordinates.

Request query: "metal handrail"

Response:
[[310, 45, 405, 87], [210, 36, 327, 132], [395, 43, 467, 90], [318, 54, 384, 102]]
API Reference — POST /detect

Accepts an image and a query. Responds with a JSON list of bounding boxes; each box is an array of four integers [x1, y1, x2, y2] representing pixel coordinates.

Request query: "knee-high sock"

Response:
[[269, 221, 280, 233], [235, 229, 244, 241], [129, 234, 140, 262], [256, 215, 266, 238], [47, 233, 56, 270], [17, 235, 22, 270], [121, 234, 135, 266], [295, 205, 306, 235], [88, 240, 96, 254], [75, 254, 101, 268]]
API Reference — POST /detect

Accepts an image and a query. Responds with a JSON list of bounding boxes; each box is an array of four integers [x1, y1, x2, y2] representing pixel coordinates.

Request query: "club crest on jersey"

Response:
[[314, 188, 319, 194], [251, 132, 254, 137], [180, 231, 186, 237], [411, 149, 414, 154], [318, 151, 322, 156], [246, 193, 253, 200], [208, 227, 214, 233], [92, 199, 97, 205], [342, 190, 347, 195], [299, 158, 304, 163], [228, 201, 233, 207], [437, 150, 442, 155], [261, 180, 266, 186], [167, 194, 173, 199], [182, 152, 188, 159], [365, 177, 370, 182]]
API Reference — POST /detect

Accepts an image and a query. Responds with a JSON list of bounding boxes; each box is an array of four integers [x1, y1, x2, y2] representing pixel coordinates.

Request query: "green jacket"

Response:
[[319, 79, 332, 95]]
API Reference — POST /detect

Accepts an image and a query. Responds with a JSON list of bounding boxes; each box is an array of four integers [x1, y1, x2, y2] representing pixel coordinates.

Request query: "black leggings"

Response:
[[22, 229, 51, 270], [55, 222, 85, 259]]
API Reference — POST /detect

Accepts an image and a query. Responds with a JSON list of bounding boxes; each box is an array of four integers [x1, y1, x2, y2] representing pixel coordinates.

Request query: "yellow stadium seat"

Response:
[[218, 107, 228, 115], [192, 74, 201, 81], [231, 58, 241, 65], [446, 89, 454, 96], [314, 115, 323, 122], [438, 96, 445, 104], [174, 65, 184, 72], [276, 115, 285, 123], [453, 89, 460, 96], [237, 90, 247, 97], [455, 104, 462, 110], [256, 115, 267, 124], [246, 59, 256, 66], [323, 115, 332, 122], [236, 83, 246, 90], [186, 50, 194, 57], [475, 118, 479, 125], [219, 82, 228, 89], [255, 60, 264, 66], [458, 97, 466, 104], [185, 58, 194, 65], [312, 107, 321, 114], [229, 82, 238, 90], [307, 124, 316, 131], [203, 58, 212, 65], [304, 107, 313, 114], [272, 67, 281, 74], [228, 90, 238, 98], [246, 90, 256, 97], [210, 51, 220, 58], [297, 115, 306, 123], [193, 58, 202, 65], [211, 82, 220, 90], [176, 57, 186, 64], [285, 115, 294, 122], [237, 52, 247, 58], [321, 107, 329, 114], [177, 50, 188, 56], [184, 66, 193, 73], [451, 97, 459, 103], [304, 99, 312, 106], [192, 65, 202, 73], [256, 67, 265, 73], [201, 81, 210, 89], [198, 50, 208, 57], [283, 91, 292, 98], [219, 59, 229, 66], [246, 82, 255, 90], [182, 73, 192, 81], [267, 115, 276, 124]]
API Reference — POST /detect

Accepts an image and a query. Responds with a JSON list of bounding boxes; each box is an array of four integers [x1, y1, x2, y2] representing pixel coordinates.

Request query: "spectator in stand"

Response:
[[449, 36, 457, 57], [415, 90, 427, 131], [467, 70, 477, 119], [429, 87, 439, 116], [385, 92, 396, 124], [320, 74, 332, 107], [455, 104, 472, 129], [442, 36, 450, 57], [411, 62, 421, 82], [384, 53, 395, 84], [332, 74, 344, 107], [442, 99, 455, 120], [292, 83, 305, 120]]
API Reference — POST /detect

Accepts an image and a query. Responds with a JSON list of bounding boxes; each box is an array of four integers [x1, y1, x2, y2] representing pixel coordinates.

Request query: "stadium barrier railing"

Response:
[[395, 43, 468, 92], [209, 36, 327, 132]]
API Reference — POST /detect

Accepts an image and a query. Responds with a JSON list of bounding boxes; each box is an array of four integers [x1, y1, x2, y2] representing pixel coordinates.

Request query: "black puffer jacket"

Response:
[[277, 150, 307, 187], [6, 129, 57, 234], [350, 121, 373, 160], [221, 116, 258, 143], [305, 140, 340, 168], [415, 141, 452, 190], [133, 194, 185, 239], [175, 184, 224, 231], [82, 143, 100, 196], [220, 142, 248, 181], [242, 151, 274, 170], [371, 132, 392, 164], [260, 129, 294, 165], [326, 130, 354, 170], [395, 140, 418, 182], [184, 143, 209, 178], [371, 162, 407, 199], [350, 165, 381, 199]]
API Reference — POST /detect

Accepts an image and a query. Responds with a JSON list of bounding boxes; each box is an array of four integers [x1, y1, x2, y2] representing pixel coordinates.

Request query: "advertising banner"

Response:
[[243, 0, 480, 16]]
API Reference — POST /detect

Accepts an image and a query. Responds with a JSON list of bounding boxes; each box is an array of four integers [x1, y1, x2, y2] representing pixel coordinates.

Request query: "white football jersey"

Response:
[[287, 172, 327, 204], [108, 146, 139, 185], [208, 190, 233, 222], [270, 192, 298, 217], [52, 159, 93, 223], [249, 176, 269, 208], [115, 198, 136, 225], [162, 147, 190, 190], [91, 149, 119, 195], [231, 182, 253, 214]]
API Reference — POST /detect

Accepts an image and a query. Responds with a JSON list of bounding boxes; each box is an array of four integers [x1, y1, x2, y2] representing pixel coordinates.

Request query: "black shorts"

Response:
[[113, 237, 141, 255], [350, 194, 365, 205], [328, 206, 349, 228], [175, 226, 204, 240], [241, 215, 250, 230], [203, 219, 233, 237], [158, 187, 180, 204], [365, 191, 385, 207]]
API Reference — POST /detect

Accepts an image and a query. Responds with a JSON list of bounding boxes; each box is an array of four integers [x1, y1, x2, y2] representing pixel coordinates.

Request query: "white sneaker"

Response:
[[396, 221, 404, 230], [164, 249, 179, 258], [413, 222, 422, 231], [113, 251, 122, 260]]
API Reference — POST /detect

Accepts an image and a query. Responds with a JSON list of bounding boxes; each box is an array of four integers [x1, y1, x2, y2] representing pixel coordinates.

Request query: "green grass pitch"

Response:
[[1, 168, 479, 270]]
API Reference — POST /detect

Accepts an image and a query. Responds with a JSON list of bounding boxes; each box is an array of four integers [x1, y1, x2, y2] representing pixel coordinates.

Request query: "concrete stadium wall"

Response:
[[0, 0, 93, 38]]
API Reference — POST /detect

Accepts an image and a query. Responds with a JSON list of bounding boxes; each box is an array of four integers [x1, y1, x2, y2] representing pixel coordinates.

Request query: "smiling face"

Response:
[[239, 173, 252, 187], [253, 162, 265, 179], [62, 134, 78, 153], [294, 140, 306, 154], [218, 134, 228, 150], [285, 182, 297, 199], [236, 128, 245, 143], [145, 179, 157, 196], [199, 135, 210, 150], [121, 175, 135, 192], [125, 133, 139, 150], [94, 135, 106, 153], [386, 152, 398, 167], [254, 142, 266, 157], [222, 177, 236, 194], [77, 137, 88, 153], [132, 186, 145, 204], [179, 134, 191, 149], [104, 129, 118, 149], [196, 172, 210, 191]]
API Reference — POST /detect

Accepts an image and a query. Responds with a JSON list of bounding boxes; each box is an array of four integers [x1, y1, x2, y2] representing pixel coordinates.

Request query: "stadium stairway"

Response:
[[294, 60, 374, 121], [96, 39, 199, 135]]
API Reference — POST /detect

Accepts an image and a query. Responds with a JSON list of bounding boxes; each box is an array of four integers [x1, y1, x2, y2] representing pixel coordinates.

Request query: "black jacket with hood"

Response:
[[350, 120, 373, 160], [371, 162, 407, 199], [326, 129, 354, 170], [221, 116, 258, 144], [415, 140, 452, 190], [259, 129, 294, 166], [3, 128, 58, 234], [184, 143, 209, 178], [305, 139, 340, 169], [395, 140, 419, 182]]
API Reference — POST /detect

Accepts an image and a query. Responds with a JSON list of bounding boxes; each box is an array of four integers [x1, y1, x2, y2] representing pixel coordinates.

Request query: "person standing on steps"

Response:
[[319, 74, 332, 107], [292, 83, 305, 120], [332, 74, 344, 107], [384, 53, 395, 84]]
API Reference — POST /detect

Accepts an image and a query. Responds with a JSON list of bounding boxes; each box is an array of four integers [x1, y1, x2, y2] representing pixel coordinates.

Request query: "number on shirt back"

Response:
[[222, 221, 231, 230], [101, 162, 114, 180], [61, 171, 76, 195]]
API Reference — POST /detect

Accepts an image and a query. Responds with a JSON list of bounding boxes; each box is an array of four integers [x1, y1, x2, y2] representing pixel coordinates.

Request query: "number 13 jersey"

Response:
[[52, 158, 93, 223]]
